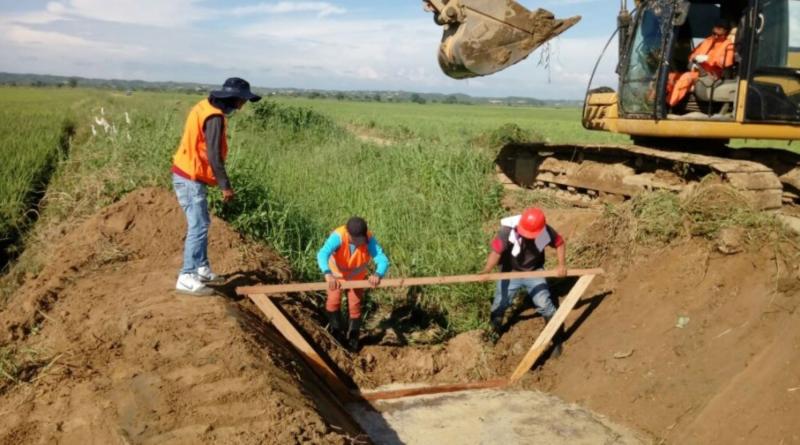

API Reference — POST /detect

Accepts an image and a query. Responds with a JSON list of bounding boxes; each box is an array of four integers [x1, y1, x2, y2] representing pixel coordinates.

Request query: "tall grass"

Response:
[[6, 88, 795, 333], [0, 87, 85, 264], [217, 100, 505, 331]]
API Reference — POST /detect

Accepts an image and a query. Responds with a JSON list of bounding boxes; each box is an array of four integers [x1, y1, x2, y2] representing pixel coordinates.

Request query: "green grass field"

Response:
[[1, 87, 796, 331], [0, 87, 89, 260]]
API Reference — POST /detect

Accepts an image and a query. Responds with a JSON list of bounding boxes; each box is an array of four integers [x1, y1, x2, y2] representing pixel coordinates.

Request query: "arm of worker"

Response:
[[547, 226, 567, 277], [317, 232, 342, 290], [479, 251, 501, 274], [205, 116, 234, 202], [480, 231, 506, 274], [367, 237, 389, 286]]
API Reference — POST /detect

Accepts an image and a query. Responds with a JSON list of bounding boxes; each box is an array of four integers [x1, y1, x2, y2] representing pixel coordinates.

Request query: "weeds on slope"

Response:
[[0, 346, 43, 394], [567, 182, 794, 268]]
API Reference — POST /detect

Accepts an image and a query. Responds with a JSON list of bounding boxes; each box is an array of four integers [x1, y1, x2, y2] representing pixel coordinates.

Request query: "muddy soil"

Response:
[[0, 188, 364, 444], [300, 205, 800, 444], [3, 186, 799, 445]]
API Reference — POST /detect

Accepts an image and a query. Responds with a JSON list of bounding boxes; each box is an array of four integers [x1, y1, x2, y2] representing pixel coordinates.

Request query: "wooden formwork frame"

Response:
[[240, 270, 600, 402]]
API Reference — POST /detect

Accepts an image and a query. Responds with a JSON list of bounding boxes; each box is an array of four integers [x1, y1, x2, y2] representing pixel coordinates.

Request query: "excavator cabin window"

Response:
[[666, 1, 745, 118], [746, 0, 800, 122], [619, 0, 746, 118]]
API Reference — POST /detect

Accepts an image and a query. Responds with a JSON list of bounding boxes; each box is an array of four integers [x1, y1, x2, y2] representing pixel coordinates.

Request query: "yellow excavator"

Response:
[[426, 0, 800, 210]]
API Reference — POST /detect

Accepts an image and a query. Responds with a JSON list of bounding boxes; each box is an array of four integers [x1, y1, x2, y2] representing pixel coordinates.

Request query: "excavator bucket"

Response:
[[427, 0, 580, 79]]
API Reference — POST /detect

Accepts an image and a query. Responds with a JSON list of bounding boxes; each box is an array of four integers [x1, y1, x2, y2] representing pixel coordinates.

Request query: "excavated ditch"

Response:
[[1, 187, 798, 444]]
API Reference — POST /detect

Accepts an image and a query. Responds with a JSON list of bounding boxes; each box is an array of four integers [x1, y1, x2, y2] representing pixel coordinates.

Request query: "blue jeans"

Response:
[[491, 275, 556, 321], [173, 174, 210, 275]]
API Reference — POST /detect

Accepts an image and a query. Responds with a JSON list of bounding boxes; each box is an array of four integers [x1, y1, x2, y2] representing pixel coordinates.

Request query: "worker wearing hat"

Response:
[[317, 216, 390, 352], [668, 19, 735, 107], [480, 208, 568, 355], [171, 77, 261, 296]]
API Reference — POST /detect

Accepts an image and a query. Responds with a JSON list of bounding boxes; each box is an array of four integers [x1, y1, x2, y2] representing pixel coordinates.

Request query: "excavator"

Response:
[[425, 0, 800, 210]]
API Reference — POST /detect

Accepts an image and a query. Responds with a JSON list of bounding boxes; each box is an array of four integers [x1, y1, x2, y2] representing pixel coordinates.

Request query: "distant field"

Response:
[[270, 97, 629, 145]]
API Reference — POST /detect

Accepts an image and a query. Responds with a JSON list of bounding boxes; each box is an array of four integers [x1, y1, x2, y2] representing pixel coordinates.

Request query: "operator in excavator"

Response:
[[667, 19, 736, 108]]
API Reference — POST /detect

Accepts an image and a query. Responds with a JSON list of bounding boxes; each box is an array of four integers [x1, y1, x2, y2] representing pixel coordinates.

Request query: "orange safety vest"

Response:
[[329, 226, 373, 280], [667, 36, 735, 107], [172, 99, 228, 186], [690, 36, 735, 78]]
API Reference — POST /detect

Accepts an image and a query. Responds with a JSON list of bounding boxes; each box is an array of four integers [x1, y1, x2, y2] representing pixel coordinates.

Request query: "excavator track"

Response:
[[496, 143, 800, 210]]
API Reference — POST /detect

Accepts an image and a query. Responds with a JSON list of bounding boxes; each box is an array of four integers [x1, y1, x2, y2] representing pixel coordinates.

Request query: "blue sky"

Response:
[[0, 1, 620, 99]]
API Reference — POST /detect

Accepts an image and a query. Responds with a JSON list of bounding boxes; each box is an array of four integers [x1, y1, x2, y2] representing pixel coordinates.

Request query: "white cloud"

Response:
[[5, 24, 146, 57], [232, 2, 346, 18], [0, 2, 618, 98], [39, 0, 211, 27], [355, 66, 380, 80]]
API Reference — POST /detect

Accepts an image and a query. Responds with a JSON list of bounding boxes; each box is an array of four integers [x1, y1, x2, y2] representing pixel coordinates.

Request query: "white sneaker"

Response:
[[196, 266, 223, 283], [176, 273, 215, 296]]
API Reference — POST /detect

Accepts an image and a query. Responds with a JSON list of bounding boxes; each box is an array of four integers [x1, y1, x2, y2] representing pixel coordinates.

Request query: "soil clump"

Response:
[[0, 188, 363, 445]]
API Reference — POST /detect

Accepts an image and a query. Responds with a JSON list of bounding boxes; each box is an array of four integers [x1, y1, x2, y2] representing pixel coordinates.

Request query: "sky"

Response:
[[0, 0, 622, 99]]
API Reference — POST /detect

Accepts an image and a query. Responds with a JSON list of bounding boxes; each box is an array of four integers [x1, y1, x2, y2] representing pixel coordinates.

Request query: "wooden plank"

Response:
[[508, 274, 597, 383], [358, 379, 509, 401], [248, 294, 356, 402], [236, 268, 604, 296]]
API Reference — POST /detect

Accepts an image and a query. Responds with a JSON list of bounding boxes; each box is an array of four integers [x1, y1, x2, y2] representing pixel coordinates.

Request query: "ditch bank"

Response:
[[0, 188, 642, 444], [283, 200, 800, 444], [1, 187, 798, 444]]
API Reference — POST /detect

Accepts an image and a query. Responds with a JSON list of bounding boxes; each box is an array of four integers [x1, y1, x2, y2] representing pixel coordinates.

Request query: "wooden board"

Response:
[[358, 379, 509, 401], [237, 268, 604, 296], [509, 274, 597, 383], [248, 293, 356, 402]]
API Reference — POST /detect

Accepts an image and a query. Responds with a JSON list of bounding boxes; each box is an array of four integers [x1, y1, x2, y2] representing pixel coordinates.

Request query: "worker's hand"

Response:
[[325, 274, 341, 290], [693, 54, 709, 64], [557, 264, 568, 277], [222, 188, 235, 203], [368, 275, 381, 287]]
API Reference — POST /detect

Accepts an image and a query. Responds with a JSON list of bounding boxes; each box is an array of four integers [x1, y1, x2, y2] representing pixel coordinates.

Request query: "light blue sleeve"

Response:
[[368, 237, 390, 278], [317, 232, 342, 275]]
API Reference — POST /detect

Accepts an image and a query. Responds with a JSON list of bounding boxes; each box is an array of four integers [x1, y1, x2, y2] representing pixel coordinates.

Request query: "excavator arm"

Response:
[[425, 0, 580, 79]]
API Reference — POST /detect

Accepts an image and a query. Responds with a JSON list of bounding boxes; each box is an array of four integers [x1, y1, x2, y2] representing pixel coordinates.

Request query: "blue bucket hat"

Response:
[[210, 77, 261, 102]]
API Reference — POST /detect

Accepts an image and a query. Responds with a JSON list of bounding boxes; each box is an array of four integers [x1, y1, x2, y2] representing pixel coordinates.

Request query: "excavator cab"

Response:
[[584, 0, 800, 140], [425, 0, 580, 78]]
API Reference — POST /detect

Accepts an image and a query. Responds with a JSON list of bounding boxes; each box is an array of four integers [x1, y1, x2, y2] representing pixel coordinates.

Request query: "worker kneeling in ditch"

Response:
[[317, 216, 390, 352], [480, 208, 567, 356]]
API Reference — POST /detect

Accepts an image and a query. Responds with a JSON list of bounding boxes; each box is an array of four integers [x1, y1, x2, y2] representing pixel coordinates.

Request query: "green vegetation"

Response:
[[567, 183, 790, 269], [0, 87, 86, 263], [1, 86, 796, 334]]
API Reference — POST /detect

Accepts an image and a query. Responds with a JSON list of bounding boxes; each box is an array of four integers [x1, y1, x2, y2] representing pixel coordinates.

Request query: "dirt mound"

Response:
[[290, 203, 800, 444], [527, 240, 800, 444], [0, 188, 362, 444]]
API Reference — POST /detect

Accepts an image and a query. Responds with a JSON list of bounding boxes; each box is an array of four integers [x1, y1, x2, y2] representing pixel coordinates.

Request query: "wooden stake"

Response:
[[358, 379, 509, 401], [508, 274, 597, 383], [237, 268, 604, 296], [247, 293, 357, 402]]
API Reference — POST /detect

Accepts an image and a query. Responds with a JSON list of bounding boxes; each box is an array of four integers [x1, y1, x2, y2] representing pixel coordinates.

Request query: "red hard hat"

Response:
[[517, 208, 546, 239]]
